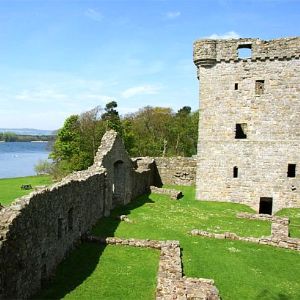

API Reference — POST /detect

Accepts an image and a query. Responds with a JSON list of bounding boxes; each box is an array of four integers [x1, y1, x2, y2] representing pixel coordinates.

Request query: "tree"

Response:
[[50, 115, 83, 176]]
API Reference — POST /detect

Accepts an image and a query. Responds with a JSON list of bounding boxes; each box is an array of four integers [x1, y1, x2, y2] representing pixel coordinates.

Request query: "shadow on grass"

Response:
[[255, 289, 297, 300], [32, 194, 154, 300]]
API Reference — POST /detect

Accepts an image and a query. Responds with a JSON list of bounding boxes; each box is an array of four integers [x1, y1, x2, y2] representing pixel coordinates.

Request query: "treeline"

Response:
[[0, 132, 55, 142], [43, 101, 198, 178]]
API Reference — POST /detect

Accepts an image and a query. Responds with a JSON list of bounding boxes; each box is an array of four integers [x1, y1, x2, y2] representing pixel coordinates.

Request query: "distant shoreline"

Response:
[[0, 134, 55, 143]]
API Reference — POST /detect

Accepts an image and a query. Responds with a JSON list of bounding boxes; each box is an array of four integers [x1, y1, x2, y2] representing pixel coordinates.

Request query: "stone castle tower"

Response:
[[193, 37, 300, 214]]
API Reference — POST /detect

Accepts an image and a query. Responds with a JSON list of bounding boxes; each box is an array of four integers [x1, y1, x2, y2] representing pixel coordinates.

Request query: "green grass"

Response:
[[34, 244, 159, 300], [0, 175, 52, 206], [35, 186, 300, 299], [276, 208, 300, 238]]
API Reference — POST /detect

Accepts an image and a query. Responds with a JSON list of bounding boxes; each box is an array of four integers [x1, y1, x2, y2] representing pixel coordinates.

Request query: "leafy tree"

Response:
[[49, 101, 199, 178], [101, 101, 123, 135], [50, 115, 84, 176]]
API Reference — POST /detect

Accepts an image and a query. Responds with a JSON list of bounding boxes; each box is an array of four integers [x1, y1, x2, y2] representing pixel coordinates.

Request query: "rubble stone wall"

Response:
[[153, 157, 196, 186], [193, 37, 300, 213], [0, 130, 157, 299]]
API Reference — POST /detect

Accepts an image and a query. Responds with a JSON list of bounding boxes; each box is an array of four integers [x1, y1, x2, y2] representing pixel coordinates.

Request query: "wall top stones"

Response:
[[193, 37, 300, 67]]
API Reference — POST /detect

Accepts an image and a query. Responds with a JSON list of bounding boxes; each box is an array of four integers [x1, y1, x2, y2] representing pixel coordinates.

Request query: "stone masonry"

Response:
[[193, 37, 300, 214], [153, 157, 196, 186], [0, 130, 158, 299], [191, 212, 300, 251], [85, 236, 220, 300]]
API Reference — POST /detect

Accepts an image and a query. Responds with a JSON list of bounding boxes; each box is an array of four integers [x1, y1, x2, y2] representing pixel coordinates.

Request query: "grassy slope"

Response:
[[0, 175, 52, 206], [36, 186, 300, 300]]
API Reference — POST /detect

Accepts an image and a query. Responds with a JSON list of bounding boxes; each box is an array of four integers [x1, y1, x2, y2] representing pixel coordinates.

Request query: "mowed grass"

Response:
[[35, 185, 300, 300], [34, 244, 159, 300], [0, 175, 52, 206]]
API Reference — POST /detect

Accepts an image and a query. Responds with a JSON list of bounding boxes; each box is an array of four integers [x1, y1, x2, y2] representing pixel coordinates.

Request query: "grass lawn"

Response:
[[34, 186, 300, 299], [0, 175, 52, 206]]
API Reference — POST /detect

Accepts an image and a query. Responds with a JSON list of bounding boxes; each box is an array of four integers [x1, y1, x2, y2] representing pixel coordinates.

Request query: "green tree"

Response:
[[101, 101, 123, 135]]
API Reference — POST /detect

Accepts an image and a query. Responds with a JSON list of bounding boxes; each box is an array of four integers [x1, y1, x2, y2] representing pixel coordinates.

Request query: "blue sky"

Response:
[[0, 0, 299, 130]]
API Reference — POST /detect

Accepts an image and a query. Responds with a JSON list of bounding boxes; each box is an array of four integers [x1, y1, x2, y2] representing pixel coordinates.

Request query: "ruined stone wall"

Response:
[[153, 157, 196, 186], [0, 170, 106, 299], [0, 130, 157, 299], [193, 37, 300, 213]]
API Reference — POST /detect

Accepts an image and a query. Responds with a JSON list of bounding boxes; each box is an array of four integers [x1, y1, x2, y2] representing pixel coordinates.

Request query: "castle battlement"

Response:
[[193, 37, 300, 67]]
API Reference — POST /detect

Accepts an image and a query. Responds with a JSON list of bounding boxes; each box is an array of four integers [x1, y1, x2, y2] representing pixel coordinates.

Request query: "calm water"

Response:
[[0, 142, 51, 178]]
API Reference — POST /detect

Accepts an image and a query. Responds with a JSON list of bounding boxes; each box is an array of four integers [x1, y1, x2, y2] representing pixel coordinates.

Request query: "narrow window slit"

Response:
[[233, 166, 238, 178], [287, 164, 296, 178]]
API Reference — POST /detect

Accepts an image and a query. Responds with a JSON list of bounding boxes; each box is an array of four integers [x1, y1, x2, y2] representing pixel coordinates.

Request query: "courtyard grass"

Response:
[[34, 244, 159, 300], [34, 186, 300, 300], [0, 175, 52, 206]]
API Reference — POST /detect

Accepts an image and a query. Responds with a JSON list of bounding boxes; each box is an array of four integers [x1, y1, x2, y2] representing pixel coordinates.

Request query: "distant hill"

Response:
[[0, 128, 56, 136]]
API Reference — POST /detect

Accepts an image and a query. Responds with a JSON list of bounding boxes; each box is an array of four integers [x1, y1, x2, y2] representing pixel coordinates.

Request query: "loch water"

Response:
[[0, 142, 50, 178]]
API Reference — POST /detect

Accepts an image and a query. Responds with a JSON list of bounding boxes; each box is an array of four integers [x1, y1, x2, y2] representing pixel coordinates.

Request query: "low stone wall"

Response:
[[236, 212, 290, 238], [86, 236, 220, 300], [153, 157, 196, 186], [236, 212, 289, 224], [191, 230, 300, 251], [150, 186, 183, 200]]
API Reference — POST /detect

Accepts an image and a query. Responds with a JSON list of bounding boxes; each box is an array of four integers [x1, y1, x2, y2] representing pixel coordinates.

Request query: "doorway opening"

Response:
[[259, 197, 273, 215]]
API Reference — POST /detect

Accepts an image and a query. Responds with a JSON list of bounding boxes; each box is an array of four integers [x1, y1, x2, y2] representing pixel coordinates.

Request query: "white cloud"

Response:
[[206, 31, 240, 39], [84, 8, 103, 22], [121, 85, 161, 99], [165, 11, 181, 19]]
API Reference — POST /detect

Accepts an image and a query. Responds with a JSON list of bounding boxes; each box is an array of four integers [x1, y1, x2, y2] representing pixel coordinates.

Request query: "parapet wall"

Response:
[[193, 37, 300, 67], [0, 130, 156, 299]]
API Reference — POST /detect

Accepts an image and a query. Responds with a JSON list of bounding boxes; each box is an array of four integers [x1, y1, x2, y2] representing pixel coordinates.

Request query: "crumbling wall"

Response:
[[153, 157, 196, 186], [0, 130, 157, 299], [0, 170, 106, 299], [193, 37, 300, 213]]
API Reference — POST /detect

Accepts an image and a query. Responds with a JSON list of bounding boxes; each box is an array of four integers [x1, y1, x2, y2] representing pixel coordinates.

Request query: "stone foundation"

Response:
[[192, 212, 299, 251], [191, 229, 300, 251], [86, 236, 220, 300], [236, 212, 290, 238], [150, 186, 183, 200]]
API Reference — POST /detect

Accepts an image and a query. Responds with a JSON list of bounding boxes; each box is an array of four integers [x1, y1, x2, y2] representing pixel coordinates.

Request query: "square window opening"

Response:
[[237, 44, 252, 59], [255, 80, 265, 95], [235, 123, 247, 139], [234, 83, 238, 90]]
